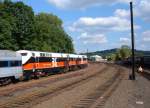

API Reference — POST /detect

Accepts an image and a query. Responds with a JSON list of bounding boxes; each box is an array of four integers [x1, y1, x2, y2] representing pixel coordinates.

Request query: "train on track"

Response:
[[122, 56, 150, 69], [0, 50, 22, 84], [0, 50, 88, 85]]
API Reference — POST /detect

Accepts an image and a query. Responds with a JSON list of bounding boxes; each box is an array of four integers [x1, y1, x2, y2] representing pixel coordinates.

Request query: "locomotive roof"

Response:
[[17, 50, 87, 58]]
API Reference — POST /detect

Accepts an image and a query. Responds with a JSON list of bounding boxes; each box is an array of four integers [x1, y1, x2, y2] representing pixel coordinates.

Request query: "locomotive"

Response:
[[0, 50, 88, 84]]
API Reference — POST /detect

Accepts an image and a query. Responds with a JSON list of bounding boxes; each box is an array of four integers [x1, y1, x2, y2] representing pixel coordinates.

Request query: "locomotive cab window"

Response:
[[32, 53, 35, 57], [21, 53, 27, 56]]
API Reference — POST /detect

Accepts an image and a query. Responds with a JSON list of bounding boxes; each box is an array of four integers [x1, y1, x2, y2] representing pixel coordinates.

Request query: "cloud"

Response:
[[68, 6, 140, 46], [69, 16, 140, 33], [113, 0, 150, 23], [135, 0, 150, 21], [47, 0, 132, 9], [120, 37, 130, 45], [47, 0, 70, 9], [47, 0, 150, 23], [78, 32, 107, 44], [114, 9, 130, 18], [142, 30, 150, 42]]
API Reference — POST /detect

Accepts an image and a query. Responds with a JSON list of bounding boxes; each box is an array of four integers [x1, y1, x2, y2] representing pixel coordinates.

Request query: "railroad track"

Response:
[[120, 64, 150, 81], [0, 63, 103, 96], [137, 70, 150, 80], [31, 65, 122, 108], [72, 67, 123, 108], [0, 71, 85, 96], [0, 64, 107, 108]]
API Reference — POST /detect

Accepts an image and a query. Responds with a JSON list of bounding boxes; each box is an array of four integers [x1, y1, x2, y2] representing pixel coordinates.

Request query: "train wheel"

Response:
[[34, 72, 42, 79], [0, 78, 11, 86], [63, 68, 69, 73], [24, 73, 32, 81], [11, 77, 18, 83]]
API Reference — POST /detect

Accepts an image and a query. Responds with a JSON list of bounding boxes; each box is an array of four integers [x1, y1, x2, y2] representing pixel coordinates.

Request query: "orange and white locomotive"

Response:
[[17, 50, 88, 79]]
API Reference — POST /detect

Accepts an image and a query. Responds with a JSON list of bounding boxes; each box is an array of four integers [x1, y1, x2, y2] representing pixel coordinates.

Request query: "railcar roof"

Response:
[[0, 50, 21, 57], [17, 50, 87, 58], [0, 50, 22, 60]]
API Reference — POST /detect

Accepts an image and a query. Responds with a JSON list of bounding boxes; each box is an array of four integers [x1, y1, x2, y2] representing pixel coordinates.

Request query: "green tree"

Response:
[[106, 45, 131, 61], [119, 45, 131, 60], [0, 18, 18, 50], [0, 1, 18, 50], [114, 45, 131, 61], [0, 0, 35, 50], [34, 13, 74, 53], [115, 50, 121, 61], [106, 53, 116, 61], [0, 1, 74, 53], [10, 1, 35, 50]]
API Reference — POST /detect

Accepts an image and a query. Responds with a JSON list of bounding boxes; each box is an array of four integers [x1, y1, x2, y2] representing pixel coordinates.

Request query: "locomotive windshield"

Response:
[[21, 53, 27, 56]]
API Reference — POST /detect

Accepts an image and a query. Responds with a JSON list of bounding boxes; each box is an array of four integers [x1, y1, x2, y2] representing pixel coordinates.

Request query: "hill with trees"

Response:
[[0, 0, 74, 53], [86, 45, 150, 61]]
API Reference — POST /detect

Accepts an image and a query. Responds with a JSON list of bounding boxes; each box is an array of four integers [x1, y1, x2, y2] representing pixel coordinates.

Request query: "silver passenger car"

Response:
[[0, 50, 23, 83]]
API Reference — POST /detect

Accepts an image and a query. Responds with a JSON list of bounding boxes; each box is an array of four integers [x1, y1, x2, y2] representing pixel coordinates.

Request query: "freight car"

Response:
[[17, 50, 88, 80], [122, 56, 150, 69], [0, 50, 23, 85], [138, 56, 150, 69]]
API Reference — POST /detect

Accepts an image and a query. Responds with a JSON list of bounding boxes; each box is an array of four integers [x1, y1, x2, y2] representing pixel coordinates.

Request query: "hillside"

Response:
[[84, 48, 150, 58]]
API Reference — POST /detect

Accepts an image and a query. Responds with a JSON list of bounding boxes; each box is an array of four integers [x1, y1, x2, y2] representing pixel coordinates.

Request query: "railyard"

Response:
[[0, 63, 149, 108], [0, 0, 150, 108]]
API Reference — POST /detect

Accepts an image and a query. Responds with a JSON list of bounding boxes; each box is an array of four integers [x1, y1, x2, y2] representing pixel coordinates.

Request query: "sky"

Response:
[[13, 0, 150, 53]]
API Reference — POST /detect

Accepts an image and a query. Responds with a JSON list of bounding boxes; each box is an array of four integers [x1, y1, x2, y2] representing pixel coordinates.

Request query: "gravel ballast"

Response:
[[104, 67, 150, 108]]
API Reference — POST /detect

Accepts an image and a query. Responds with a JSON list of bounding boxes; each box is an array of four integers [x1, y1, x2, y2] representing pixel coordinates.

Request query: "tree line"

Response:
[[106, 45, 143, 61], [0, 0, 74, 53]]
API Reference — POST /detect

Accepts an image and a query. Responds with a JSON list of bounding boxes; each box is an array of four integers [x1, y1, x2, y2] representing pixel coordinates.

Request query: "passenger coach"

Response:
[[0, 50, 22, 84]]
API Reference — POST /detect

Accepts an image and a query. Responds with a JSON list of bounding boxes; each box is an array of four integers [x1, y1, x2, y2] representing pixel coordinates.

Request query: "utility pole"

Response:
[[130, 2, 135, 80], [87, 49, 88, 58]]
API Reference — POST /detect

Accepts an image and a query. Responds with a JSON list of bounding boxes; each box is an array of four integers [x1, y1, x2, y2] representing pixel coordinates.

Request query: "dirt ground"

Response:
[[0, 63, 124, 108], [32, 65, 120, 108]]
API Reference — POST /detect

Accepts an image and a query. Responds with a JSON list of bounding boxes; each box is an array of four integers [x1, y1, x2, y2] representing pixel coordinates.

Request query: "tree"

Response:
[[0, 1, 18, 50], [10, 1, 35, 50], [0, 18, 18, 50], [115, 50, 121, 61], [106, 45, 131, 61], [0, 0, 35, 50], [119, 45, 131, 60], [0, 1, 74, 53], [106, 53, 116, 61], [34, 13, 74, 53]]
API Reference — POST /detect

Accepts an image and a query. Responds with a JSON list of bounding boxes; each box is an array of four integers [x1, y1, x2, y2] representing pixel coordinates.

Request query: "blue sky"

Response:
[[13, 0, 150, 53]]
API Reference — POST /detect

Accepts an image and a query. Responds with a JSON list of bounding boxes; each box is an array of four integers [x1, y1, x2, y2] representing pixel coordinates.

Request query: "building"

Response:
[[90, 55, 106, 62]]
